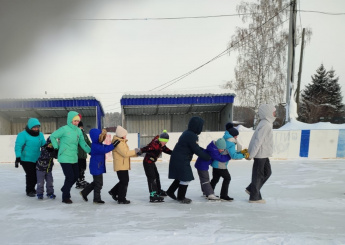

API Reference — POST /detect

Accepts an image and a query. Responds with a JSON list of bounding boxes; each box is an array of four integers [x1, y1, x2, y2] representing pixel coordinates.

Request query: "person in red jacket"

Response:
[[140, 130, 172, 202]]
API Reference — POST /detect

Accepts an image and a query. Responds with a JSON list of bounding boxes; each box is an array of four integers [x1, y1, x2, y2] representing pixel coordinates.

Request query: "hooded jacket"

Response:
[[140, 135, 172, 164], [36, 137, 58, 172], [15, 118, 46, 163], [195, 140, 231, 171], [89, 128, 114, 176], [168, 117, 211, 181], [248, 104, 276, 158], [50, 111, 91, 164], [111, 135, 137, 171]]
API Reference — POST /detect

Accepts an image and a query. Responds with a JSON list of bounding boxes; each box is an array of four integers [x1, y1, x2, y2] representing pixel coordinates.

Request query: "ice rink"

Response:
[[1, 158, 345, 245]]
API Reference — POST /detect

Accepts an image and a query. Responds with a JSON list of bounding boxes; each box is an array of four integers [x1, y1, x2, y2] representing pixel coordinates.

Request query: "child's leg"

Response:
[[93, 174, 103, 201], [117, 170, 129, 202], [154, 164, 163, 192], [36, 170, 45, 195], [143, 162, 158, 194], [197, 170, 214, 196], [81, 180, 95, 197], [46, 172, 54, 195], [220, 169, 231, 198], [210, 168, 221, 191]]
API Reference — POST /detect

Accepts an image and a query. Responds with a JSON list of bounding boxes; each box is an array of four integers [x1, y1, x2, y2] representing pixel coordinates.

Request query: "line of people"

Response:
[[14, 103, 276, 205]]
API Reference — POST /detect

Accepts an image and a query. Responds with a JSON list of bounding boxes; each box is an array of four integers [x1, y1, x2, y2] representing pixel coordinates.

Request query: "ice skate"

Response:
[[149, 192, 164, 203]]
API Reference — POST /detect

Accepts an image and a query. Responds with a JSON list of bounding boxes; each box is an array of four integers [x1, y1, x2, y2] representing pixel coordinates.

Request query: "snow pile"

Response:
[[278, 118, 345, 130]]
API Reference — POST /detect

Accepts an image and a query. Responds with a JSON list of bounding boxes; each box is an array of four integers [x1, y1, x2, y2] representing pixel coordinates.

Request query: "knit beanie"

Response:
[[228, 128, 239, 137], [116, 126, 127, 138], [158, 130, 169, 142], [225, 122, 234, 132], [78, 121, 83, 127], [215, 138, 226, 150]]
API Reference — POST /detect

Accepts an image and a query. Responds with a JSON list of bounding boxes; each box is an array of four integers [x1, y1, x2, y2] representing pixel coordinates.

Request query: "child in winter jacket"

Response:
[[195, 138, 230, 200], [166, 116, 211, 204], [109, 126, 141, 204], [246, 104, 276, 204], [36, 137, 58, 200], [140, 130, 172, 203], [80, 129, 120, 204], [210, 126, 248, 201]]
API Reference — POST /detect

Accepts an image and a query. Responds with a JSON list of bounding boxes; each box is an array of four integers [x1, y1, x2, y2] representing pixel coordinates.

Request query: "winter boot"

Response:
[[93, 200, 105, 204], [37, 194, 43, 200], [118, 199, 130, 204], [62, 199, 73, 204], [80, 191, 88, 202], [149, 191, 164, 203], [166, 180, 179, 200], [220, 196, 234, 202], [27, 191, 36, 197], [249, 199, 266, 204], [158, 190, 167, 197], [207, 194, 220, 201], [245, 189, 250, 195], [47, 193, 56, 199], [108, 190, 118, 201], [177, 184, 192, 204]]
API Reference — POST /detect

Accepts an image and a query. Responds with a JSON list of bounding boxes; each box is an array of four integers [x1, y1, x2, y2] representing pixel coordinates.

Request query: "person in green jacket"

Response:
[[76, 121, 91, 189], [50, 111, 91, 204], [14, 118, 46, 197]]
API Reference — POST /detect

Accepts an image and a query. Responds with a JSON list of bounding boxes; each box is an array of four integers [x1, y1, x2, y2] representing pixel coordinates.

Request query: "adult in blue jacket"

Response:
[[80, 128, 119, 204], [14, 118, 46, 197], [166, 116, 211, 204]]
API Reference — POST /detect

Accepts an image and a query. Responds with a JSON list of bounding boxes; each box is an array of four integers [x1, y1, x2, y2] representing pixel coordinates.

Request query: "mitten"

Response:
[[135, 148, 142, 156], [15, 157, 20, 168], [113, 139, 120, 148], [241, 149, 248, 154], [99, 129, 107, 143], [244, 152, 250, 159]]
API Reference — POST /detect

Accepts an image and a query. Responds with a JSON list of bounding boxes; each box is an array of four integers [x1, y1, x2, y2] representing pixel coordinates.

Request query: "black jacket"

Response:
[[168, 117, 211, 181]]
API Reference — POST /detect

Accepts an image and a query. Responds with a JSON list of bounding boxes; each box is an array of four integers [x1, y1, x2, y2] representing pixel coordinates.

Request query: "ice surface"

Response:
[[1, 159, 345, 245]]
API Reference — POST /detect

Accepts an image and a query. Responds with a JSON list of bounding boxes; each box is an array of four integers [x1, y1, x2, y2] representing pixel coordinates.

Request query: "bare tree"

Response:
[[224, 0, 290, 112]]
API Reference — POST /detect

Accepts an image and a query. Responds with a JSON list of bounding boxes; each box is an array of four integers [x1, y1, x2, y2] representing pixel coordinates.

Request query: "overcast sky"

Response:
[[0, 0, 344, 112]]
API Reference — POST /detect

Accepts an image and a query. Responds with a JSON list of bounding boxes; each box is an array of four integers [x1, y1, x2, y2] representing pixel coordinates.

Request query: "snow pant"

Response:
[[81, 174, 103, 202], [78, 158, 87, 181], [143, 162, 162, 194], [210, 168, 231, 197], [20, 161, 37, 194], [197, 169, 214, 196], [36, 170, 54, 195], [60, 163, 79, 201], [110, 170, 129, 202], [247, 158, 272, 201]]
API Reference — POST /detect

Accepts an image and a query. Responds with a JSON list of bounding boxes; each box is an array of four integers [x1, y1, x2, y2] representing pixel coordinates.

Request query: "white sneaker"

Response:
[[249, 199, 266, 204], [207, 194, 220, 200]]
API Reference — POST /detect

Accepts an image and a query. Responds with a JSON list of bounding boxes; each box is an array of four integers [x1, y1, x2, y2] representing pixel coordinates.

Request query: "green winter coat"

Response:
[[50, 111, 91, 164]]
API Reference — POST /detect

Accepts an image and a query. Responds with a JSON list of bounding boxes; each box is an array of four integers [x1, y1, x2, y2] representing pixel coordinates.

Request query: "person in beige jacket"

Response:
[[108, 126, 140, 204]]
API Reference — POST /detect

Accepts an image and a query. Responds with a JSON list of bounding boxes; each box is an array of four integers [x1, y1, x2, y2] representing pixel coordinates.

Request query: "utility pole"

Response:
[[295, 28, 305, 114], [285, 0, 297, 123]]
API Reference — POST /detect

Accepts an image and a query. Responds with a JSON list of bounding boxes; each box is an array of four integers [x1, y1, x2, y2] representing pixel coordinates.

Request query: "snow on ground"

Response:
[[1, 159, 345, 245]]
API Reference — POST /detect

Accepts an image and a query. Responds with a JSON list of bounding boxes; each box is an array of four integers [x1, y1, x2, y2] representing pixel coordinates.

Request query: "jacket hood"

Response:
[[223, 130, 234, 140], [27, 118, 41, 129], [206, 141, 218, 151], [258, 104, 276, 123], [188, 117, 204, 135], [89, 128, 102, 143], [67, 111, 79, 128]]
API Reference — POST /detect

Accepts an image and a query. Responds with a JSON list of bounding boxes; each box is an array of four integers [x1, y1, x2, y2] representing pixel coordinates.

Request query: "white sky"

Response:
[[0, 0, 344, 112]]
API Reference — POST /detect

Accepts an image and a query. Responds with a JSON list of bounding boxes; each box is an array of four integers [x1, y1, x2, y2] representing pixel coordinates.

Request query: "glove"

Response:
[[241, 149, 248, 154], [112, 139, 120, 148], [244, 152, 250, 159], [46, 145, 54, 152], [15, 157, 20, 168], [134, 148, 142, 156], [99, 129, 107, 143]]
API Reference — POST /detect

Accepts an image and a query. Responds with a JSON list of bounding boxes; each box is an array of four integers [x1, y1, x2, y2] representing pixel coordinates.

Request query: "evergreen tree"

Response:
[[298, 64, 343, 123]]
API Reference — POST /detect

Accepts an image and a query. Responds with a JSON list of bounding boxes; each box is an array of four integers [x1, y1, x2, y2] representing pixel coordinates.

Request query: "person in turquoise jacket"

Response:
[[14, 118, 46, 197], [50, 111, 91, 204]]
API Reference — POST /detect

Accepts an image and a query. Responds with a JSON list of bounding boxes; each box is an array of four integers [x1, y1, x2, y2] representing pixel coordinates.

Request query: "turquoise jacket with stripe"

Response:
[[14, 118, 46, 163], [50, 111, 91, 164]]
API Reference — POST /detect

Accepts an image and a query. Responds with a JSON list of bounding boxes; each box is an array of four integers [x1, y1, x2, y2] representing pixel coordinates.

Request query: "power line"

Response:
[[151, 3, 292, 91], [298, 10, 345, 15]]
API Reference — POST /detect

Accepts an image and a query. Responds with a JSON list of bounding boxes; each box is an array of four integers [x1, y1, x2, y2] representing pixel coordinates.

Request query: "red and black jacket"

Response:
[[141, 135, 172, 163]]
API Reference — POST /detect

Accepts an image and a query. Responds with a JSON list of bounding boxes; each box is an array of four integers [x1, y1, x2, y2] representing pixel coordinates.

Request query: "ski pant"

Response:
[[197, 169, 214, 196], [36, 170, 54, 195], [110, 170, 129, 202], [78, 158, 87, 181], [60, 163, 79, 201], [20, 161, 37, 194], [247, 158, 272, 201], [210, 168, 231, 197], [81, 174, 103, 202], [143, 162, 162, 194]]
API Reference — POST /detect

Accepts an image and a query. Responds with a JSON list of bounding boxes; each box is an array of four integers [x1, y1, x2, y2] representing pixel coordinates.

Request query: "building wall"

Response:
[[0, 116, 11, 135]]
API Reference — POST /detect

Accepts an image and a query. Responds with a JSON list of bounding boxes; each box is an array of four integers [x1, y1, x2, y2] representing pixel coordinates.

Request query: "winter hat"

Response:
[[78, 121, 83, 127], [159, 130, 169, 142], [228, 128, 239, 137], [115, 126, 127, 138], [215, 138, 226, 150], [72, 115, 81, 121], [225, 122, 234, 132]]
